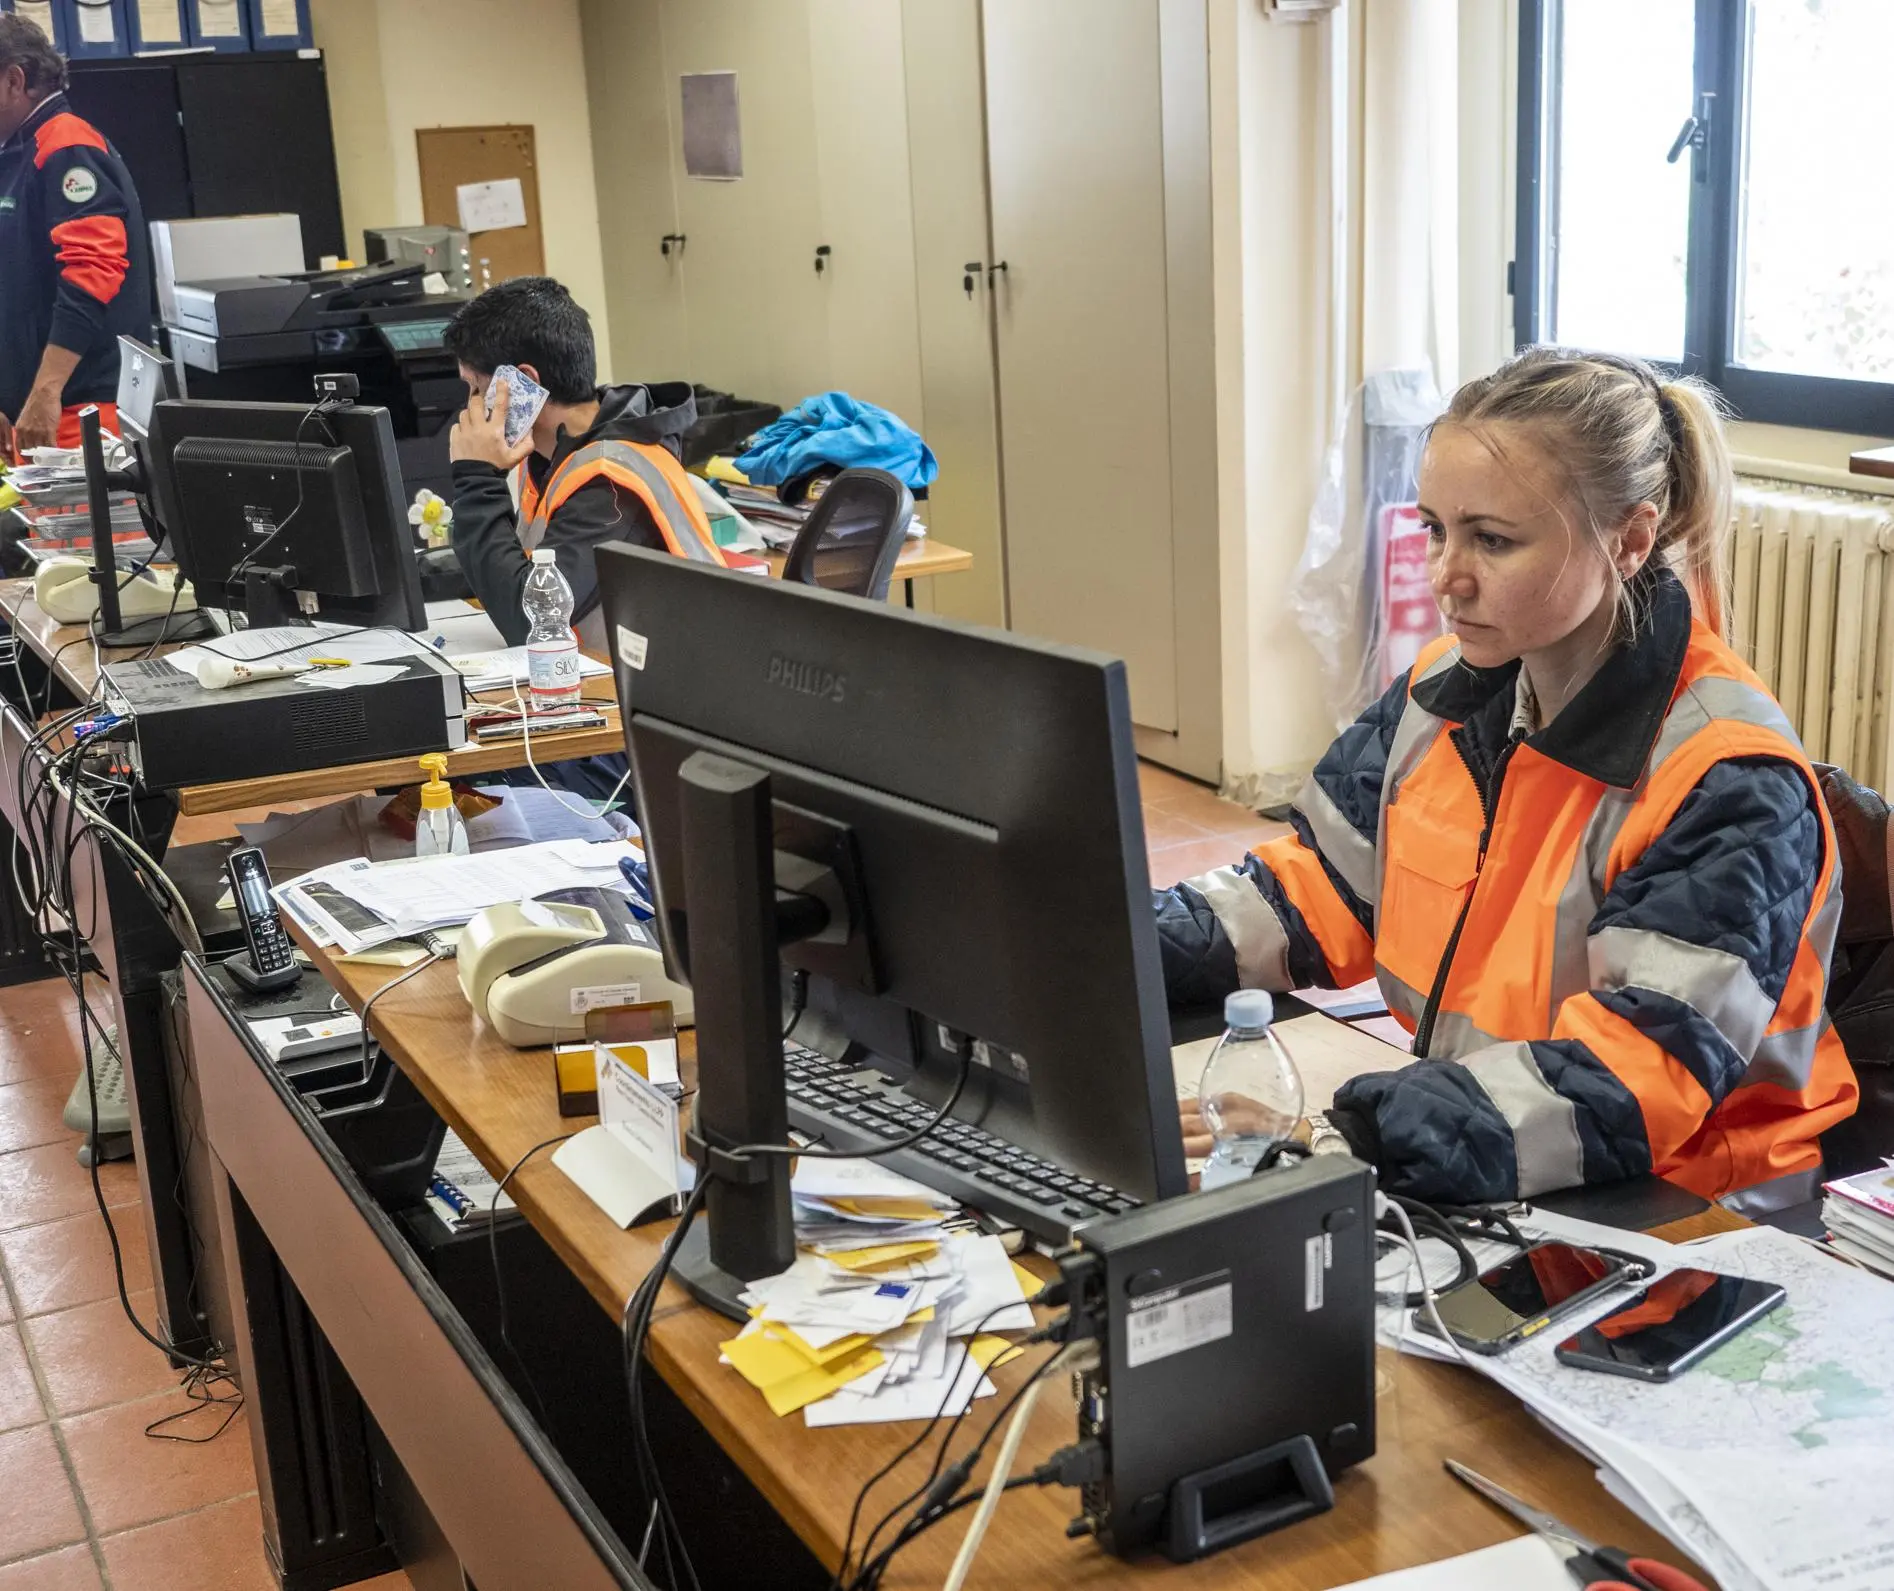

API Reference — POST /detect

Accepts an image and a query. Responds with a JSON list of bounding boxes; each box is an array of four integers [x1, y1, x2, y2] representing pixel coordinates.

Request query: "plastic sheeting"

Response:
[[1290, 367, 1446, 729]]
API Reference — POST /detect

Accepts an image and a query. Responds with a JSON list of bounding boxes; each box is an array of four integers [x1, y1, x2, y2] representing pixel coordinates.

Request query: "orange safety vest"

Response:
[[1268, 624, 1858, 1204], [516, 438, 728, 569]]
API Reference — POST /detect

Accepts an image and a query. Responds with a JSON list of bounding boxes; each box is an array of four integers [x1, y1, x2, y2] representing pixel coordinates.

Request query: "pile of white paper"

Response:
[[719, 1160, 1036, 1426], [274, 838, 643, 955], [1391, 1214, 1894, 1591]]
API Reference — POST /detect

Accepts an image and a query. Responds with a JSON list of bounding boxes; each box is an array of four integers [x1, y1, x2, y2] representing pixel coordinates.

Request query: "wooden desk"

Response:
[[0, 577, 628, 815], [1849, 446, 1894, 480], [282, 940, 1735, 1590], [760, 536, 974, 608]]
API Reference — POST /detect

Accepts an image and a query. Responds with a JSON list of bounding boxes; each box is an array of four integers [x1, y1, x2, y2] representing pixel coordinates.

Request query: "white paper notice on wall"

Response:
[[75, 1, 119, 45], [14, 3, 55, 40], [194, 0, 243, 38], [257, 0, 300, 37], [456, 178, 528, 235], [135, 0, 183, 43]]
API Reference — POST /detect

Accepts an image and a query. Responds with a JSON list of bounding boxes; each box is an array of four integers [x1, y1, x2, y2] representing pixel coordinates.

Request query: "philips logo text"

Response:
[[767, 655, 846, 705]]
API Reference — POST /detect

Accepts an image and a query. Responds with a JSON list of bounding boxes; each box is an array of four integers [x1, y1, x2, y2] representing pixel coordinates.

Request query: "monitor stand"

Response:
[[671, 749, 836, 1321], [77, 406, 217, 648]]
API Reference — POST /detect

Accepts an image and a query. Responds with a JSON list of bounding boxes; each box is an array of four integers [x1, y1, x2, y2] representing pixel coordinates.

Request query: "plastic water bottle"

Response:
[[523, 549, 582, 714], [1197, 990, 1304, 1189], [414, 754, 469, 856]]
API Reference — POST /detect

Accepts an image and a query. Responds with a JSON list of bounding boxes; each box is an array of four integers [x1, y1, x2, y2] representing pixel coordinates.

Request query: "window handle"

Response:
[[1666, 92, 1715, 167]]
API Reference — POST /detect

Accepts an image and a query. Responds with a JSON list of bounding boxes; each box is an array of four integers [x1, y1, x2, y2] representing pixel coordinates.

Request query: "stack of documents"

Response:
[[426, 1129, 519, 1234], [274, 837, 643, 955], [1821, 1163, 1894, 1278], [719, 1161, 1035, 1425], [1392, 1214, 1894, 1591], [443, 645, 614, 694], [718, 482, 927, 552]]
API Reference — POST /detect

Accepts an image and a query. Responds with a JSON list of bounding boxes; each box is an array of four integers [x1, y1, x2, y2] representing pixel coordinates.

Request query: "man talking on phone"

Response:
[[444, 275, 727, 651]]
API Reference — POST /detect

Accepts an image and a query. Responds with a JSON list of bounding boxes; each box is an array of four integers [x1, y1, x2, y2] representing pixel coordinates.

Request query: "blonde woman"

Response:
[[1160, 348, 1858, 1211]]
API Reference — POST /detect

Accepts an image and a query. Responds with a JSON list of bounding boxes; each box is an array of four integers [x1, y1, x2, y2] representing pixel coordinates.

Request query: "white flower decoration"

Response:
[[408, 489, 454, 549]]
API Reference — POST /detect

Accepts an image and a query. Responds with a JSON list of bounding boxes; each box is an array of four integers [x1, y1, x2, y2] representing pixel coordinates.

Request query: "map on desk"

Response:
[[1429, 1228, 1894, 1591]]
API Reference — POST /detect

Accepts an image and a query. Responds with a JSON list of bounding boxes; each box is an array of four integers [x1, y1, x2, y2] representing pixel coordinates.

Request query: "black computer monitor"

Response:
[[114, 336, 178, 441], [597, 542, 1184, 1315], [143, 398, 426, 630]]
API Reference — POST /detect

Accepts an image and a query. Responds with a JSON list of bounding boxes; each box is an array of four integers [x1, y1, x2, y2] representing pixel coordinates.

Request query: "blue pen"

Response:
[[618, 855, 656, 921]]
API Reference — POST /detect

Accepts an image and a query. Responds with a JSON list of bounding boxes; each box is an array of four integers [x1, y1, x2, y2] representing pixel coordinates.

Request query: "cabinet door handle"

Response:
[[963, 261, 983, 297], [660, 233, 687, 258], [987, 260, 1009, 285], [814, 244, 832, 275]]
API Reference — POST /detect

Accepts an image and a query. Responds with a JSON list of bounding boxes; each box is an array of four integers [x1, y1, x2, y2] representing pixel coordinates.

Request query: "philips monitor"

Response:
[[597, 542, 1185, 1316], [144, 398, 426, 631]]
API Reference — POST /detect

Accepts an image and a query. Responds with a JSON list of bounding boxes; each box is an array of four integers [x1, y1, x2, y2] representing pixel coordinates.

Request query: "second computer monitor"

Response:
[[598, 541, 1187, 1205], [144, 398, 425, 630], [115, 336, 178, 441]]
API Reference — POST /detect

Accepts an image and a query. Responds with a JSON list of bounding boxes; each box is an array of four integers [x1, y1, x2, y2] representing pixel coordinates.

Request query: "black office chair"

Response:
[[780, 468, 915, 601]]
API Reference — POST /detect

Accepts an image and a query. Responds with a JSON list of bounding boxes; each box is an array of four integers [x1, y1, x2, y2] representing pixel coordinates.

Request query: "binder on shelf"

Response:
[[59, 0, 129, 57], [0, 0, 67, 52], [241, 0, 305, 50], [126, 0, 187, 52], [183, 0, 247, 50]]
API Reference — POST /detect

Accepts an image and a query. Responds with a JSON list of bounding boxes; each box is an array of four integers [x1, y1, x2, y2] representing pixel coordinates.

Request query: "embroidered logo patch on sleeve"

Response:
[[61, 168, 99, 205]]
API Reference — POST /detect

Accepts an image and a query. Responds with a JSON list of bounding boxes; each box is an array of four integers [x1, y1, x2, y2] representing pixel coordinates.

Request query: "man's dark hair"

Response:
[[0, 13, 68, 97], [443, 276, 597, 404]]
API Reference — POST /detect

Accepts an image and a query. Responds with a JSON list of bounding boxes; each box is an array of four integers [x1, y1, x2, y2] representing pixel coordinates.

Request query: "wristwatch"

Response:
[[1305, 1111, 1350, 1156]]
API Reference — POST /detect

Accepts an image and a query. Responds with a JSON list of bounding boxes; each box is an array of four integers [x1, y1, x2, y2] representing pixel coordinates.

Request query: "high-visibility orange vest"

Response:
[[516, 438, 728, 569], [1272, 624, 1857, 1203]]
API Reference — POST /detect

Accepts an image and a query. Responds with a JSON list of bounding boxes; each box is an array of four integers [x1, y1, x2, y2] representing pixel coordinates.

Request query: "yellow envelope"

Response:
[[824, 1241, 941, 1273], [1010, 1260, 1043, 1299], [762, 1324, 873, 1368], [968, 1335, 1024, 1373], [822, 1199, 947, 1224], [721, 1332, 885, 1418]]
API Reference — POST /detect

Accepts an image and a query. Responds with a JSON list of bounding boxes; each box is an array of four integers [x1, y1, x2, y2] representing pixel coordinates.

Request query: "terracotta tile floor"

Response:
[[0, 764, 1274, 1586]]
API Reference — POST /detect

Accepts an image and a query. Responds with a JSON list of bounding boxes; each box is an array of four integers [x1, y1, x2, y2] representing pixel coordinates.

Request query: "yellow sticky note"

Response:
[[825, 1241, 941, 1273], [968, 1334, 1024, 1373], [721, 1332, 884, 1417], [1010, 1260, 1043, 1299]]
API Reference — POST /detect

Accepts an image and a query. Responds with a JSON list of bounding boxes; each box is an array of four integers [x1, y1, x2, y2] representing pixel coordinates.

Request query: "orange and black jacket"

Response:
[[450, 380, 724, 646], [0, 93, 152, 418], [1157, 566, 1858, 1206]]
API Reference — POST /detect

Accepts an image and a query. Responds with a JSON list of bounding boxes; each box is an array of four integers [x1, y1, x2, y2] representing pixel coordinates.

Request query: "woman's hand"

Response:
[[1177, 1095, 1214, 1161]]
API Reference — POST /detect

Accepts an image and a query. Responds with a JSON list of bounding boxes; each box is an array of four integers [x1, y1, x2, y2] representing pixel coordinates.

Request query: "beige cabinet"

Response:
[[580, 0, 1221, 778]]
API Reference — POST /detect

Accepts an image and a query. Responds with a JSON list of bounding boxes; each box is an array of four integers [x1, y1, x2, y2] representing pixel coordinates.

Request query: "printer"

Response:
[[167, 261, 430, 367]]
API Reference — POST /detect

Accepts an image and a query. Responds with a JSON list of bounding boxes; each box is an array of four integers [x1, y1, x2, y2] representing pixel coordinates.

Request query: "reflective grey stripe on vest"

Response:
[[1588, 925, 1778, 1058], [1295, 774, 1378, 908], [1425, 1007, 1506, 1061], [1374, 651, 1457, 931], [1377, 965, 1429, 1032], [1183, 864, 1292, 991], [1742, 884, 1840, 1090], [1461, 1044, 1586, 1197], [521, 440, 720, 565]]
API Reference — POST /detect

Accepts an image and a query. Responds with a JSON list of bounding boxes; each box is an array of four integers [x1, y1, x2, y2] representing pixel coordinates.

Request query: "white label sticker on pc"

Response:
[[617, 626, 648, 671], [1304, 1235, 1325, 1311], [1123, 1272, 1232, 1368], [571, 982, 641, 1015]]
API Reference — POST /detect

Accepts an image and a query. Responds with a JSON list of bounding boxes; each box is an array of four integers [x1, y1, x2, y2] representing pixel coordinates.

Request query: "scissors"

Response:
[[1443, 1459, 1709, 1591]]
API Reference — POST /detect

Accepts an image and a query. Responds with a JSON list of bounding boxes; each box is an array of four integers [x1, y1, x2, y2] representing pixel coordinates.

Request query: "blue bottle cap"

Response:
[[1224, 989, 1274, 1030]]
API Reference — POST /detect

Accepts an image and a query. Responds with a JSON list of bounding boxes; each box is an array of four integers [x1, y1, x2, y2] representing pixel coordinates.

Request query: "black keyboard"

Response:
[[782, 1042, 1139, 1243]]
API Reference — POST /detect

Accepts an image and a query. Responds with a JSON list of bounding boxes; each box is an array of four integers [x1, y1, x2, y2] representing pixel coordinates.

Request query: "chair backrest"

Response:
[[780, 468, 915, 601]]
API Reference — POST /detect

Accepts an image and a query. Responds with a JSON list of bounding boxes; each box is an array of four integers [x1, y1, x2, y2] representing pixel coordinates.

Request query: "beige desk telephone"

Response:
[[457, 887, 693, 1047], [33, 556, 195, 625]]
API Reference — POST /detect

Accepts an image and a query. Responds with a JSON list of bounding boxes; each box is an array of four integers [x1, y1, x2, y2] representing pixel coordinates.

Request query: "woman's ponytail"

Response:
[[1657, 376, 1733, 639]]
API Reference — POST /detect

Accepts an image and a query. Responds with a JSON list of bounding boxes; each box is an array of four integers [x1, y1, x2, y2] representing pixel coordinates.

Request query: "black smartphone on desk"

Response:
[[1555, 1269, 1786, 1382], [1412, 1241, 1649, 1355]]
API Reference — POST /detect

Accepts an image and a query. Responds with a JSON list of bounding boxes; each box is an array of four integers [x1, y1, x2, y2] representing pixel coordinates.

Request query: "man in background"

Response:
[[0, 13, 153, 458]]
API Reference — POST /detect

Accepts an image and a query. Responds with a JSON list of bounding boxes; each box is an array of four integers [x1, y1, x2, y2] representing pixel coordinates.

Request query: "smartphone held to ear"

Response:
[[488, 363, 550, 449]]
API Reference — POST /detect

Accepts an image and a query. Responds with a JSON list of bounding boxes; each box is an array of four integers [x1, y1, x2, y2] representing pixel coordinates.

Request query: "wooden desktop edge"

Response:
[[279, 927, 1742, 1588]]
